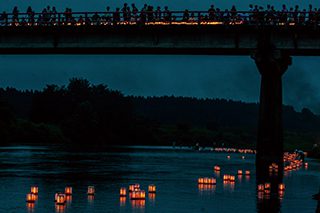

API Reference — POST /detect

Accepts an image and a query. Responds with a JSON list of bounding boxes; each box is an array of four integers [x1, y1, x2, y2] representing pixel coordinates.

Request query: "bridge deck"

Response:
[[1, 25, 320, 55]]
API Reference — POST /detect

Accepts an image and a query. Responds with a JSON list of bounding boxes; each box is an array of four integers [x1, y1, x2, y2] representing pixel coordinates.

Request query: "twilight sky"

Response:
[[0, 1, 320, 113]]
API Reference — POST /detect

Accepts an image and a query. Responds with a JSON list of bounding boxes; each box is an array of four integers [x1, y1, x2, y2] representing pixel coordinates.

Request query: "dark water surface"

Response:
[[0, 146, 319, 213]]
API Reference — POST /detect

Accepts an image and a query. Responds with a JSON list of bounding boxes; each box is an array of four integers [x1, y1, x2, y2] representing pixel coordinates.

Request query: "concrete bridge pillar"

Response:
[[252, 45, 292, 184]]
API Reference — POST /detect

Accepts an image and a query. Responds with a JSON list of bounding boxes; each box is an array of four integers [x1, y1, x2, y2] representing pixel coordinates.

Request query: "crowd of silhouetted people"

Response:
[[1, 4, 320, 26]]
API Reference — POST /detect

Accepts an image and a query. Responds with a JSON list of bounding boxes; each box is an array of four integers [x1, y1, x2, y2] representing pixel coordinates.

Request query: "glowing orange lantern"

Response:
[[264, 183, 271, 193], [198, 178, 204, 184], [87, 186, 95, 195], [237, 170, 243, 175], [227, 155, 231, 159], [214, 165, 221, 171], [30, 186, 38, 194], [120, 187, 127, 196], [223, 175, 230, 181], [278, 183, 285, 191], [148, 185, 156, 193], [56, 193, 66, 205], [129, 184, 140, 192], [257, 184, 264, 191], [245, 170, 250, 176], [65, 187, 72, 195], [130, 190, 146, 200], [26, 193, 37, 203], [229, 175, 235, 182]]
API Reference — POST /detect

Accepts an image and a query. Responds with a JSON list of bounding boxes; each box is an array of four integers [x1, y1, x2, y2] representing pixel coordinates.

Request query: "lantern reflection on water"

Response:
[[130, 190, 146, 200], [56, 193, 66, 205], [65, 187, 72, 195], [120, 187, 127, 196], [148, 184, 156, 193], [30, 186, 38, 195], [55, 204, 66, 213], [120, 197, 126, 207], [198, 184, 216, 192], [26, 193, 37, 203], [26, 202, 35, 212], [88, 195, 95, 203], [87, 186, 95, 195], [131, 200, 145, 208]]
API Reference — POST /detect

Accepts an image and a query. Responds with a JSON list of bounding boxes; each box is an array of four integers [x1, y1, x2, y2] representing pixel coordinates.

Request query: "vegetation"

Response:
[[0, 78, 319, 156]]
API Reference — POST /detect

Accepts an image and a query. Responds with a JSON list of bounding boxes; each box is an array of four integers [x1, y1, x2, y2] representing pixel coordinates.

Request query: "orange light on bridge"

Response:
[[87, 186, 95, 195], [26, 193, 37, 203], [148, 185, 156, 193], [65, 187, 72, 195], [30, 186, 38, 195]]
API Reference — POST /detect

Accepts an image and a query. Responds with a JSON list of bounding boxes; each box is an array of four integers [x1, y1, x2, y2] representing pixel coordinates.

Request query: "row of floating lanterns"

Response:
[[26, 186, 95, 205]]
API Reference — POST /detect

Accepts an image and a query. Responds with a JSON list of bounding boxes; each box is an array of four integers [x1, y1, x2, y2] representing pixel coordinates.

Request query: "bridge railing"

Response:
[[0, 11, 317, 27]]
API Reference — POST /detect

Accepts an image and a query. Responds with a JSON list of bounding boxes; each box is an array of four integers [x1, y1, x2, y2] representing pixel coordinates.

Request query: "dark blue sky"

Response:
[[0, 1, 320, 113]]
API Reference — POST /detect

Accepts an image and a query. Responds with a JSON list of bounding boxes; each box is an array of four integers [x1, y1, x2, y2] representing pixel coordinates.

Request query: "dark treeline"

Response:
[[0, 78, 320, 155]]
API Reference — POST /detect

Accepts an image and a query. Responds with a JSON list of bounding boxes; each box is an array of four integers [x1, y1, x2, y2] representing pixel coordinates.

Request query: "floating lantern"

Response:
[[30, 186, 38, 195], [87, 186, 95, 195], [65, 187, 72, 195], [305, 162, 308, 167], [229, 175, 235, 182], [130, 190, 146, 200], [278, 183, 285, 191], [223, 175, 230, 181], [237, 170, 243, 175], [241, 156, 245, 160], [227, 155, 231, 159], [148, 185, 156, 193], [264, 183, 271, 193], [120, 187, 127, 196], [214, 166, 221, 171], [198, 178, 204, 184], [56, 193, 66, 205], [26, 193, 37, 203], [129, 184, 140, 192], [245, 170, 250, 176], [257, 184, 264, 191]]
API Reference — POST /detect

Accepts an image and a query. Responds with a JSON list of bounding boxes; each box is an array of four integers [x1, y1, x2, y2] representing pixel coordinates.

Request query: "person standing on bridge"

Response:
[[0, 11, 8, 26], [131, 4, 138, 22], [155, 6, 162, 21], [182, 9, 190, 22], [113, 8, 121, 24], [208, 5, 216, 21], [12, 6, 19, 23], [163, 6, 171, 22]]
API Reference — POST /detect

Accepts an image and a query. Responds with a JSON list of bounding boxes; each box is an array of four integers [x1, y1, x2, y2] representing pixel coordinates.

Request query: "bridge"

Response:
[[1, 10, 318, 188]]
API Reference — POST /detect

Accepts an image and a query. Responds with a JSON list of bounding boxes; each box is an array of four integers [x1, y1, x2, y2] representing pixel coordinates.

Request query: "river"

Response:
[[0, 146, 319, 213]]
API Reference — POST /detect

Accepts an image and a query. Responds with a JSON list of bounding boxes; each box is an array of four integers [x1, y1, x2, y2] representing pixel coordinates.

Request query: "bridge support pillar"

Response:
[[252, 46, 292, 184]]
